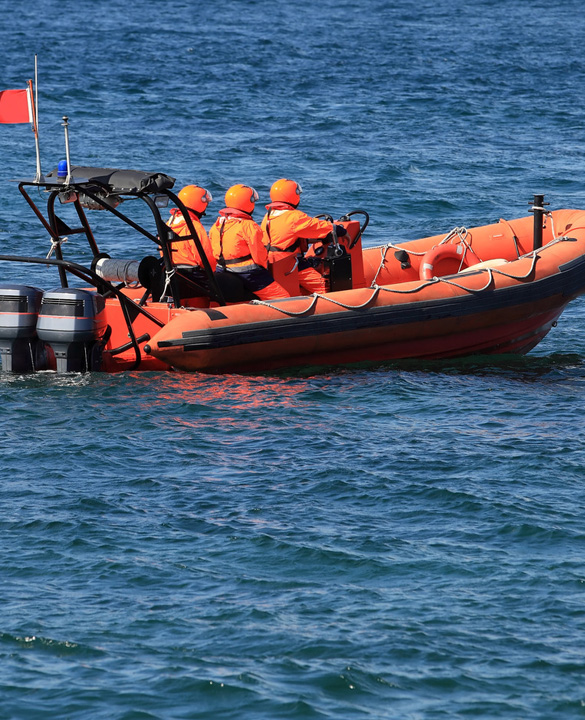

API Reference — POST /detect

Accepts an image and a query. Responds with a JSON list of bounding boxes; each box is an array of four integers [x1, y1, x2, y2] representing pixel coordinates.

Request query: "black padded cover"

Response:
[[43, 166, 175, 194]]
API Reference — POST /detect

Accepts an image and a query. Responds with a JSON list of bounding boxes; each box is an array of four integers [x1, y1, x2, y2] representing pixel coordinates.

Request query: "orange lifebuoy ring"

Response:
[[419, 243, 480, 281]]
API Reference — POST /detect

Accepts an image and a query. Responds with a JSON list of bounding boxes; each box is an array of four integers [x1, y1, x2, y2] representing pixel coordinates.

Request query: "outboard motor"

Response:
[[0, 284, 45, 373], [36, 288, 107, 373]]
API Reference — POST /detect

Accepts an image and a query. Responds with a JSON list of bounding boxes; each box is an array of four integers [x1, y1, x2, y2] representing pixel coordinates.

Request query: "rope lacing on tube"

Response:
[[248, 237, 574, 316]]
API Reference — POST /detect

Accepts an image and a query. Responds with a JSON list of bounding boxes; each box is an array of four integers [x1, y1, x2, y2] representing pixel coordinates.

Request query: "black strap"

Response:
[[218, 217, 253, 267], [265, 209, 273, 252], [224, 254, 253, 265], [218, 218, 227, 268]]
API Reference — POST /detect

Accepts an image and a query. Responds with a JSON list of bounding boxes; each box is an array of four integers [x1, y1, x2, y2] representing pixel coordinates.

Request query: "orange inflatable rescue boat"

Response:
[[1, 165, 584, 374]]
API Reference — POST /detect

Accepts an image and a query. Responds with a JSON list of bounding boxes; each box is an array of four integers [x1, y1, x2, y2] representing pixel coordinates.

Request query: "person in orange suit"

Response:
[[261, 178, 347, 294], [209, 184, 289, 301], [166, 185, 216, 295]]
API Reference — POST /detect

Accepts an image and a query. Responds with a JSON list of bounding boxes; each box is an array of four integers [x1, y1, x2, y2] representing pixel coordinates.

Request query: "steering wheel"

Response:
[[337, 209, 369, 249]]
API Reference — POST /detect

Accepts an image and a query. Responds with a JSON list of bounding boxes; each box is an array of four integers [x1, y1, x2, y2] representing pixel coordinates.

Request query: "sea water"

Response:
[[2, 0, 585, 718]]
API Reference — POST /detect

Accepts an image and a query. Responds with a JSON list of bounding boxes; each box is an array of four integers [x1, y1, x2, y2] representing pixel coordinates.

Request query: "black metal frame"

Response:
[[2, 171, 227, 369], [16, 175, 225, 306]]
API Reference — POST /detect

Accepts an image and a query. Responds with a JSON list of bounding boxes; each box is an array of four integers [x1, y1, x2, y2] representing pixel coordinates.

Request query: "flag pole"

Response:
[[32, 55, 42, 182]]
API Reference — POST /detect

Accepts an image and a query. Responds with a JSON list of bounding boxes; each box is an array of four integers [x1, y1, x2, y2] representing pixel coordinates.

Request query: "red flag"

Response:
[[0, 88, 33, 124]]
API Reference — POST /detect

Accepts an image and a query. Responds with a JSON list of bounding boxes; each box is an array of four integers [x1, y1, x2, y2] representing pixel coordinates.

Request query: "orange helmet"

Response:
[[224, 184, 259, 214], [178, 185, 213, 216], [270, 178, 303, 207]]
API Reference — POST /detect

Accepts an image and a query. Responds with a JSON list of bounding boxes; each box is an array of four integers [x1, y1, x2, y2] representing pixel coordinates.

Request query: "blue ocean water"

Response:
[[2, 0, 585, 718]]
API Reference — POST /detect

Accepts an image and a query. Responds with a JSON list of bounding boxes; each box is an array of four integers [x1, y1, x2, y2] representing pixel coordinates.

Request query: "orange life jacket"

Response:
[[210, 208, 269, 270], [261, 204, 334, 263], [166, 210, 216, 271]]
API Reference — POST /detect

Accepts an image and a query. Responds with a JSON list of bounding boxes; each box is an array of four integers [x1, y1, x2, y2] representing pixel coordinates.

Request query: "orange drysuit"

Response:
[[166, 209, 216, 271], [209, 209, 289, 300], [261, 205, 334, 294]]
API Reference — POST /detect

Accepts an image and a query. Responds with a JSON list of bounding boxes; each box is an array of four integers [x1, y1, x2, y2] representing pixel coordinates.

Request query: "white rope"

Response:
[[544, 211, 556, 240], [438, 271, 495, 293], [46, 236, 68, 260], [161, 267, 176, 299], [251, 287, 382, 314], [250, 294, 320, 316], [437, 226, 469, 246], [249, 236, 571, 316], [316, 286, 381, 310], [371, 226, 470, 285], [374, 277, 440, 294]]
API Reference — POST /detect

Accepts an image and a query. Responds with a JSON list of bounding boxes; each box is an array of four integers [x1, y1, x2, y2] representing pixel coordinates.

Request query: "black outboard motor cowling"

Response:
[[36, 288, 107, 373], [0, 284, 45, 373]]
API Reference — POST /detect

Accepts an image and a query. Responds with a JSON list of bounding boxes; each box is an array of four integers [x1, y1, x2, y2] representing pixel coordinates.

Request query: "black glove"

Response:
[[334, 224, 347, 237]]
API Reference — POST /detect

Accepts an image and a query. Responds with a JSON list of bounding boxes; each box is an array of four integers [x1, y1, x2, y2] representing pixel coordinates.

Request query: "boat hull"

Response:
[[146, 234, 585, 373], [4, 204, 585, 374]]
